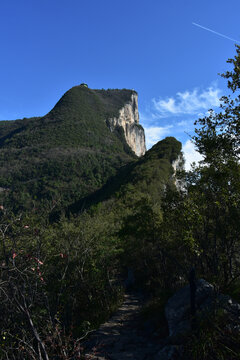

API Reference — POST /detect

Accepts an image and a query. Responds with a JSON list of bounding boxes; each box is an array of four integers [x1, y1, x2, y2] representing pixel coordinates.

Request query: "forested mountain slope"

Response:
[[67, 136, 182, 215], [0, 86, 145, 210]]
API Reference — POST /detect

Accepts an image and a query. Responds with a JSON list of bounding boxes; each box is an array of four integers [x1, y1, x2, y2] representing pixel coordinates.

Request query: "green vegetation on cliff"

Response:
[[0, 87, 137, 211], [67, 136, 182, 214]]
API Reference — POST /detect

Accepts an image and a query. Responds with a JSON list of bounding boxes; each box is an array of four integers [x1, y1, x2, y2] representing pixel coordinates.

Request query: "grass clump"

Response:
[[183, 310, 240, 360]]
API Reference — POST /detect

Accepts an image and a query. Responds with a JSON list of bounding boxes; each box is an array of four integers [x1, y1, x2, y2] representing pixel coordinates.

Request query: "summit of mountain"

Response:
[[0, 86, 146, 210]]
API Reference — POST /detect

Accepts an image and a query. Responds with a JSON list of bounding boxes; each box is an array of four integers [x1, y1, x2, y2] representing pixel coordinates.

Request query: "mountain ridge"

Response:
[[0, 86, 146, 211], [66, 136, 182, 216]]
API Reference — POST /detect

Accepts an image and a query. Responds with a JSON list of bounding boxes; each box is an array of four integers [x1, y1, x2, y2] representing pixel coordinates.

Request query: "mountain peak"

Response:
[[0, 86, 146, 210], [49, 86, 146, 157]]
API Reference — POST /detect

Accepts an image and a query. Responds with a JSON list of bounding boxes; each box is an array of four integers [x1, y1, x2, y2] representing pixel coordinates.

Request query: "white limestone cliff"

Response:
[[172, 154, 186, 191], [172, 154, 184, 174], [107, 93, 146, 157]]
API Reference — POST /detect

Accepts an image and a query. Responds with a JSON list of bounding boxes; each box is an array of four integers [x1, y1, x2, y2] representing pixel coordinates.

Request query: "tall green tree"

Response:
[[188, 45, 240, 286]]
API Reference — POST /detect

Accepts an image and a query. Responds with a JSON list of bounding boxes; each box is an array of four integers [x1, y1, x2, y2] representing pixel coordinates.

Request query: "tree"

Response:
[[193, 45, 240, 163], [188, 45, 240, 287]]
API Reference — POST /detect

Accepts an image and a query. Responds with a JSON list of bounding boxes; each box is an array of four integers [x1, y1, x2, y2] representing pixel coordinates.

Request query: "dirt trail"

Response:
[[83, 293, 164, 360]]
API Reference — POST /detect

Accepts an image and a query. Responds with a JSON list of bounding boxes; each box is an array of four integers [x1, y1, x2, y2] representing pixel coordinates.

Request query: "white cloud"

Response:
[[182, 140, 203, 171], [177, 120, 188, 127], [144, 125, 173, 149], [153, 84, 221, 117]]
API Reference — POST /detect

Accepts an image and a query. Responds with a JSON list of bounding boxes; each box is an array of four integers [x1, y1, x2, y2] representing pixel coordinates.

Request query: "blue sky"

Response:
[[1, 0, 240, 169]]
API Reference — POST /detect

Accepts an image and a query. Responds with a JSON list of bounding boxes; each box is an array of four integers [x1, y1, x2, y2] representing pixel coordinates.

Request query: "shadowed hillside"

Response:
[[66, 136, 182, 215]]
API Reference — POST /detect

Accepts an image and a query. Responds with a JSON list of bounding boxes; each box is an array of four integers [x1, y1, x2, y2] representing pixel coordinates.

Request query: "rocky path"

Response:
[[83, 293, 166, 360]]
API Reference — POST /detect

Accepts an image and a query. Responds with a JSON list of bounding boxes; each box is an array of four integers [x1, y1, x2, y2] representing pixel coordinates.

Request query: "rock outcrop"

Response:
[[171, 154, 185, 191], [107, 93, 146, 157], [165, 279, 240, 337], [165, 279, 214, 337], [172, 155, 184, 174]]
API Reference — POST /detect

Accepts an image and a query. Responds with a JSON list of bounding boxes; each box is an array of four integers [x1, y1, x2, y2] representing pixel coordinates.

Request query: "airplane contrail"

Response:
[[192, 22, 240, 44]]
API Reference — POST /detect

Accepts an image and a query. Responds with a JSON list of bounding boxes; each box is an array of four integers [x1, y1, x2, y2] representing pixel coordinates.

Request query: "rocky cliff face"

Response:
[[172, 155, 183, 173], [106, 93, 146, 157], [172, 154, 185, 191]]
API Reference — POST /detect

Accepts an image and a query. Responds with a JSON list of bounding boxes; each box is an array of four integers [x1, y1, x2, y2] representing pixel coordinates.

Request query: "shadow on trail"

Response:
[[83, 293, 166, 360]]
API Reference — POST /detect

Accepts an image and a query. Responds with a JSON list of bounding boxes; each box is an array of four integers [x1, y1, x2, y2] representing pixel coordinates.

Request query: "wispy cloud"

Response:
[[192, 22, 240, 44], [152, 84, 221, 117], [182, 140, 203, 171], [144, 125, 173, 149], [177, 120, 188, 127], [140, 83, 223, 152]]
